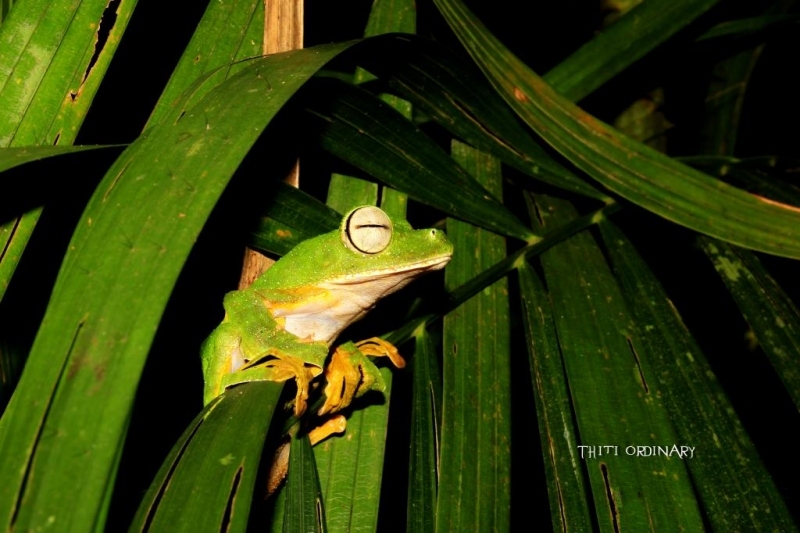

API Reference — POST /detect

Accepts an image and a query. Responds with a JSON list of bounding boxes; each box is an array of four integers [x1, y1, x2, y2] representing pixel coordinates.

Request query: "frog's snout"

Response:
[[428, 228, 454, 253]]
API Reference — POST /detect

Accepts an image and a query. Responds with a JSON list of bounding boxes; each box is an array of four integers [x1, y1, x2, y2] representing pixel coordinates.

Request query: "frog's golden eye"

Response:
[[343, 206, 392, 254]]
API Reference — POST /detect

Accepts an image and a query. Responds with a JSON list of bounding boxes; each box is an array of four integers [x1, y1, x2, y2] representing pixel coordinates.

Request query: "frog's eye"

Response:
[[343, 206, 393, 254]]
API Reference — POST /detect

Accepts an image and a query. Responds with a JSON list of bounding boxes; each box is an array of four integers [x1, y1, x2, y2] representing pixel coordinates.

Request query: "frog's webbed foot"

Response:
[[225, 356, 321, 417], [319, 338, 406, 416]]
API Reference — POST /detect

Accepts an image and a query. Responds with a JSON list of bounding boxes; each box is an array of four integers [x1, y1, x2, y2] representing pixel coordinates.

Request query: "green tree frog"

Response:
[[201, 205, 453, 420]]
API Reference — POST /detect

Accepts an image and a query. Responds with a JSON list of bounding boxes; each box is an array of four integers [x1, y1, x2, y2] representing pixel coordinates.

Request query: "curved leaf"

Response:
[[434, 0, 800, 259], [543, 0, 721, 102], [146, 0, 264, 128], [249, 181, 340, 256], [0, 145, 120, 173], [0, 42, 359, 532], [131, 382, 283, 533], [358, 36, 604, 200], [697, 13, 800, 43], [303, 76, 535, 242], [0, 0, 137, 303]]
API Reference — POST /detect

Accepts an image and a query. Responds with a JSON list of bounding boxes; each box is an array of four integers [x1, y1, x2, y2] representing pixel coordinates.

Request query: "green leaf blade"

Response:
[[517, 261, 593, 530], [313, 392, 392, 533], [0, 0, 135, 146], [284, 431, 326, 533], [363, 0, 415, 36], [0, 207, 40, 303], [133, 382, 283, 533], [599, 221, 796, 530], [700, 238, 800, 413], [534, 195, 704, 531], [437, 141, 511, 532], [406, 329, 439, 533]]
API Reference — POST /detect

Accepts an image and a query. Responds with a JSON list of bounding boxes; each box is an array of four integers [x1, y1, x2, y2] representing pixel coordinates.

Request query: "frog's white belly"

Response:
[[271, 256, 449, 345]]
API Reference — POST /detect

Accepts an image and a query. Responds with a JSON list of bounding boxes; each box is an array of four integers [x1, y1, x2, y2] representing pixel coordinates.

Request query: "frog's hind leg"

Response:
[[266, 414, 347, 498], [319, 338, 406, 415]]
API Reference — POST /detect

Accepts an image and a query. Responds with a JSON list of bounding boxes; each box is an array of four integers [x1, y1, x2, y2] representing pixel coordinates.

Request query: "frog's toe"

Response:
[[309, 414, 348, 445], [292, 379, 310, 417], [289, 364, 322, 417], [356, 337, 406, 368]]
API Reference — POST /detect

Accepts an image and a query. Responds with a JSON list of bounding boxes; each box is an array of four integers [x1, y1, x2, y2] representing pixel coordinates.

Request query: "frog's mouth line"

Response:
[[324, 254, 452, 285]]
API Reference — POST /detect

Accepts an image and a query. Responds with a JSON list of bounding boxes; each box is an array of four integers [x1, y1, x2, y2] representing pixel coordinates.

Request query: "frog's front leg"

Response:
[[201, 321, 322, 416], [319, 337, 406, 415]]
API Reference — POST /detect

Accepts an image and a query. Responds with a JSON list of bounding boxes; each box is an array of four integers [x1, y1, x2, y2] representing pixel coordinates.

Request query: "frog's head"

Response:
[[261, 206, 453, 344], [330, 204, 453, 283]]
